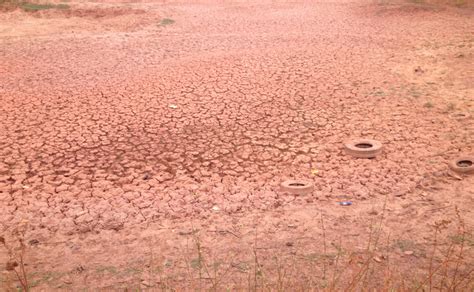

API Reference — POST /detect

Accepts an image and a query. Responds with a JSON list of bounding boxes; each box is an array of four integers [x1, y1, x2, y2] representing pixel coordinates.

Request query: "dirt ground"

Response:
[[0, 0, 473, 290]]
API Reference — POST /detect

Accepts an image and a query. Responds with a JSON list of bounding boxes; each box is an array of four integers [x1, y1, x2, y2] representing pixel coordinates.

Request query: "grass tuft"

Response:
[[0, 0, 69, 12], [20, 2, 54, 11], [159, 18, 175, 26], [424, 101, 434, 108]]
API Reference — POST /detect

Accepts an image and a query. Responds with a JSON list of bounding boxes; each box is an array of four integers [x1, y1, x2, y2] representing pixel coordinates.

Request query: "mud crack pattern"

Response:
[[0, 2, 473, 236]]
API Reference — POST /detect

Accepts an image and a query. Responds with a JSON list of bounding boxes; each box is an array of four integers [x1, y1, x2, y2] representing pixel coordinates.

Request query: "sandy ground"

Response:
[[0, 0, 473, 290]]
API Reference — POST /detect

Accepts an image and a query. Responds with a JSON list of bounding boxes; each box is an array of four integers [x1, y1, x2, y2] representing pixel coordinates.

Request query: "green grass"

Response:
[[20, 2, 54, 11], [55, 3, 69, 9], [0, 1, 70, 12]]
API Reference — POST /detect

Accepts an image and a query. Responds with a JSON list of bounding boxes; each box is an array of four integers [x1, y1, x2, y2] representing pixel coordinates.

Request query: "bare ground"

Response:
[[0, 0, 473, 290]]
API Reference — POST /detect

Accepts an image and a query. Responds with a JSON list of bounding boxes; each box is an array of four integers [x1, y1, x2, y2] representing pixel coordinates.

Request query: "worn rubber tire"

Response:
[[449, 156, 474, 174], [344, 139, 383, 158], [280, 180, 314, 195]]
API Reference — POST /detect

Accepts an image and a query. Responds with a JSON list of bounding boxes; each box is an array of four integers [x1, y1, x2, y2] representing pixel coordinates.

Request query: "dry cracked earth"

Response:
[[0, 0, 473, 290]]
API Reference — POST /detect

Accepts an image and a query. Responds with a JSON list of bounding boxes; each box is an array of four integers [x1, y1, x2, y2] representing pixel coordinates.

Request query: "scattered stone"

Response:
[[28, 239, 40, 246], [373, 256, 383, 263], [414, 66, 424, 74], [368, 210, 378, 215], [74, 265, 85, 273], [178, 229, 198, 236], [62, 275, 73, 284]]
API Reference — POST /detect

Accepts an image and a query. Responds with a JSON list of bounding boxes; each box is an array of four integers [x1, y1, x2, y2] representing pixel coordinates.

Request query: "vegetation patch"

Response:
[[159, 18, 175, 26], [0, 0, 69, 12], [20, 2, 69, 11]]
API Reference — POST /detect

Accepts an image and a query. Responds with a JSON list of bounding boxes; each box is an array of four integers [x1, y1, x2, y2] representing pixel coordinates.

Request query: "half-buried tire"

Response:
[[344, 139, 383, 159]]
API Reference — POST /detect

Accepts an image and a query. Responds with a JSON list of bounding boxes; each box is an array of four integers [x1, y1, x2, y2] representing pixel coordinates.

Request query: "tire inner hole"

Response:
[[289, 183, 306, 187], [355, 143, 373, 149], [457, 160, 473, 167]]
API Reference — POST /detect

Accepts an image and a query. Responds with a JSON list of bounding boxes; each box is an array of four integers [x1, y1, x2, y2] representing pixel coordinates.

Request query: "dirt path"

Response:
[[0, 0, 473, 290]]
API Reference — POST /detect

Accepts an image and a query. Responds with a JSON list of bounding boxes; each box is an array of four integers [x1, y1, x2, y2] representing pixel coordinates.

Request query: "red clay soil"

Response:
[[0, 0, 473, 290]]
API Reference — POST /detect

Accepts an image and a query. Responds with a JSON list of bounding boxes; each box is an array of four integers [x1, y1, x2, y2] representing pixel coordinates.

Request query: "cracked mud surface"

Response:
[[0, 0, 473, 289]]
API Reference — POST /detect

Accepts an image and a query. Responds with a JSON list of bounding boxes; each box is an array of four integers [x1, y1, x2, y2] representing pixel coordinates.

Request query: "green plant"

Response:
[[20, 2, 54, 11], [55, 3, 69, 9], [5, 1, 71, 12]]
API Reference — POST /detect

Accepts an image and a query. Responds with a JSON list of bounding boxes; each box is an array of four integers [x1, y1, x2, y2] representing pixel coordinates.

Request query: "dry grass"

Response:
[[159, 18, 175, 26], [415, 0, 472, 6], [1, 201, 472, 290], [148, 212, 472, 291], [1, 221, 30, 292], [376, 0, 473, 7]]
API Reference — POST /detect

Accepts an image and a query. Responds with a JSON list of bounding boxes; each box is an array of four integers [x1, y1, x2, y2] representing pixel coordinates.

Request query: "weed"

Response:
[[20, 2, 54, 11], [1, 221, 30, 291], [55, 3, 69, 9], [2, 206, 471, 290], [159, 18, 175, 26], [449, 234, 474, 246], [374, 90, 386, 96], [424, 101, 434, 108], [446, 102, 456, 112], [410, 89, 421, 98], [0, 1, 69, 12], [95, 266, 118, 274], [0, 0, 18, 10], [394, 239, 417, 251]]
